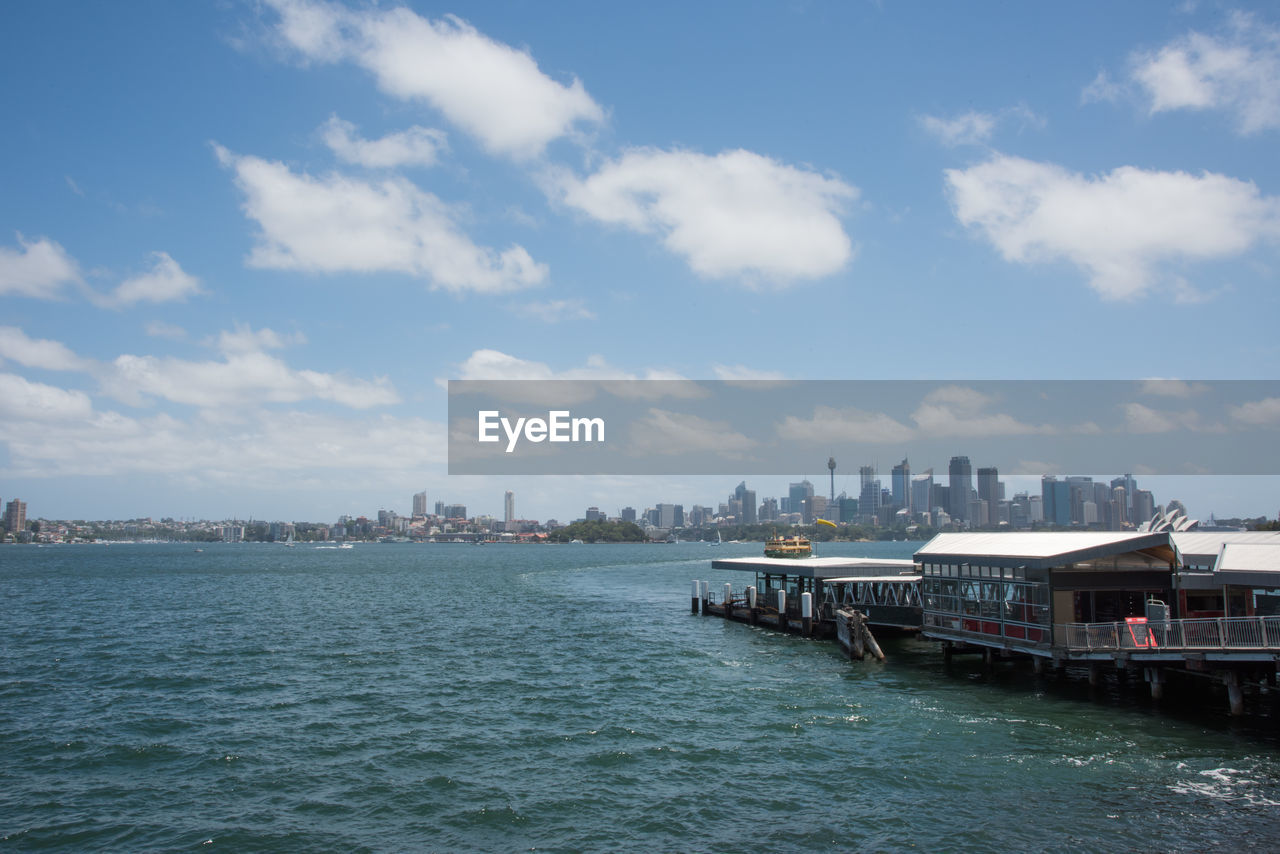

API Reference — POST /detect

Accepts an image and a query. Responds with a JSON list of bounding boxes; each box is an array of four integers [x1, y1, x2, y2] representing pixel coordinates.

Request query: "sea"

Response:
[[2, 541, 1279, 852]]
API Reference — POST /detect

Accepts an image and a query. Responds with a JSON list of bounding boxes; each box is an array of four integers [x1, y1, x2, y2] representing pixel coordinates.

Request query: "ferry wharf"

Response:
[[694, 530, 1280, 715], [696, 555, 920, 659]]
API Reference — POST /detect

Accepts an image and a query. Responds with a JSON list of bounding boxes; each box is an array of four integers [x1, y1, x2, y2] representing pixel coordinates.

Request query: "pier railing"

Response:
[[1063, 616, 1280, 652]]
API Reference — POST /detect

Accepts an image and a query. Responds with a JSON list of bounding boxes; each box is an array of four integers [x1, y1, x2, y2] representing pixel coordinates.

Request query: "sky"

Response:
[[1, 0, 1278, 524]]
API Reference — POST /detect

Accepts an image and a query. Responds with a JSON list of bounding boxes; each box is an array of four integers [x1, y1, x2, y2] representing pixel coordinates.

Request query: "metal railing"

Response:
[[1064, 616, 1280, 651]]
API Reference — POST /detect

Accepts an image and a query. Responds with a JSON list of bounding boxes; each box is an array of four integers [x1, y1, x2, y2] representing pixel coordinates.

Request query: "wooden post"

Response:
[[1145, 667, 1165, 700], [1033, 656, 1046, 675], [1226, 671, 1244, 716], [1089, 662, 1101, 686], [852, 612, 865, 660], [801, 592, 813, 636], [777, 589, 788, 633], [747, 586, 758, 625], [700, 581, 709, 616], [691, 579, 700, 615], [860, 617, 885, 662], [723, 583, 733, 619]]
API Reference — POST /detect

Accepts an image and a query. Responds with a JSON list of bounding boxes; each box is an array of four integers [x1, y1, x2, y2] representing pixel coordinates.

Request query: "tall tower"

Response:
[[504, 490, 515, 523], [948, 456, 972, 524], [827, 457, 836, 503]]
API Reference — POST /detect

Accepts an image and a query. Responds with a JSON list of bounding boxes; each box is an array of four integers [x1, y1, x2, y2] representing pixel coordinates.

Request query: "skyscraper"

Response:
[[891, 458, 911, 512], [977, 467, 1000, 518], [4, 499, 26, 534], [911, 470, 933, 520], [412, 491, 428, 517], [504, 490, 515, 523], [948, 456, 972, 524], [789, 480, 814, 524]]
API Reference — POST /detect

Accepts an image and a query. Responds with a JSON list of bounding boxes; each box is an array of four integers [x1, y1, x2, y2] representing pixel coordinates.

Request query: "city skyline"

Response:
[[2, 2, 1278, 522]]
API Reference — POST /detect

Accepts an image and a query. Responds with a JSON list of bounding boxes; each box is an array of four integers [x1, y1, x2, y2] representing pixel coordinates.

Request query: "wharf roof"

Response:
[[1211, 543, 1280, 587], [1172, 531, 1280, 567], [711, 555, 916, 580], [914, 531, 1174, 570]]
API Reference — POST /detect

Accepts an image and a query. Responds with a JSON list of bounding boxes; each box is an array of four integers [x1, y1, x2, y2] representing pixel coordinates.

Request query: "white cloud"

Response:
[[1230, 397, 1280, 426], [1139, 379, 1210, 398], [1130, 14, 1280, 134], [945, 153, 1280, 299], [0, 322, 397, 412], [213, 324, 306, 354], [0, 235, 81, 298], [145, 321, 188, 341], [0, 326, 94, 372], [98, 251, 202, 307], [626, 409, 756, 458], [776, 405, 913, 444], [218, 146, 547, 293], [268, 1, 603, 159], [104, 348, 398, 411], [1081, 70, 1125, 105], [1121, 401, 1223, 433], [712, 364, 788, 383], [517, 299, 596, 323], [0, 400, 445, 480], [322, 115, 448, 168], [0, 373, 93, 421], [910, 385, 1053, 438], [919, 111, 996, 146], [551, 147, 856, 282]]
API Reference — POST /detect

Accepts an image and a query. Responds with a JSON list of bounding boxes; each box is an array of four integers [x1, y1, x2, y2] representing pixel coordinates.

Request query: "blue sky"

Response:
[[1, 1, 1278, 523]]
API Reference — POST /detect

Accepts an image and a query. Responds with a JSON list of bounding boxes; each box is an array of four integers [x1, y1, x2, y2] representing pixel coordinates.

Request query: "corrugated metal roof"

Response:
[[1215, 543, 1280, 574], [1172, 531, 1280, 563], [915, 531, 1164, 560], [710, 555, 915, 580]]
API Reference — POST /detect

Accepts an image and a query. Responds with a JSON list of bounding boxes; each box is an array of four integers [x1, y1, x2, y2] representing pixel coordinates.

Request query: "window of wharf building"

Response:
[[922, 562, 1050, 643]]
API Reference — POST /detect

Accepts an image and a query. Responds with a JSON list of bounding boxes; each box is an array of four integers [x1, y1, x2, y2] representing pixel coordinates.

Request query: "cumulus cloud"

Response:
[[1121, 401, 1223, 433], [267, 0, 603, 159], [712, 364, 788, 383], [626, 409, 756, 458], [550, 148, 857, 283], [1130, 14, 1280, 134], [0, 373, 94, 421], [0, 235, 81, 298], [217, 146, 547, 293], [0, 326, 94, 372], [910, 385, 1053, 438], [322, 115, 447, 168], [97, 251, 202, 307], [1230, 397, 1280, 426], [919, 111, 997, 146], [0, 323, 398, 412], [776, 405, 913, 444], [0, 401, 445, 480], [517, 299, 596, 323], [145, 321, 188, 341], [1140, 379, 1210, 397], [945, 153, 1280, 299], [104, 349, 398, 411]]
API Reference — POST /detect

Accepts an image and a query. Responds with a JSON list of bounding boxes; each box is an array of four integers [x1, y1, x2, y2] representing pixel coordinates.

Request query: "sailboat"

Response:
[[709, 530, 721, 546]]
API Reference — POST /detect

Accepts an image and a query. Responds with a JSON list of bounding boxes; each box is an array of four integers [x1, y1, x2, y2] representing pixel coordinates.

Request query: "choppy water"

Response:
[[2, 541, 1279, 851]]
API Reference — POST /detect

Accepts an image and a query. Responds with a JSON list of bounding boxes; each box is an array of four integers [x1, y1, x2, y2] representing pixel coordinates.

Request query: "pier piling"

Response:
[[691, 579, 700, 615]]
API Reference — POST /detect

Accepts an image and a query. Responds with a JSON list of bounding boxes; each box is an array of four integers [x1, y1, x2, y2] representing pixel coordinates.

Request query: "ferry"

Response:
[[764, 533, 812, 559]]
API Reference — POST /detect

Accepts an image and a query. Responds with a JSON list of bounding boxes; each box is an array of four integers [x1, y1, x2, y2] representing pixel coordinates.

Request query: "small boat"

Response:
[[709, 531, 722, 547], [764, 532, 812, 559]]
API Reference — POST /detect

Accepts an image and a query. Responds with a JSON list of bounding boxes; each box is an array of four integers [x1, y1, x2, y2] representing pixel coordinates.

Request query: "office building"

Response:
[[948, 456, 972, 524]]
